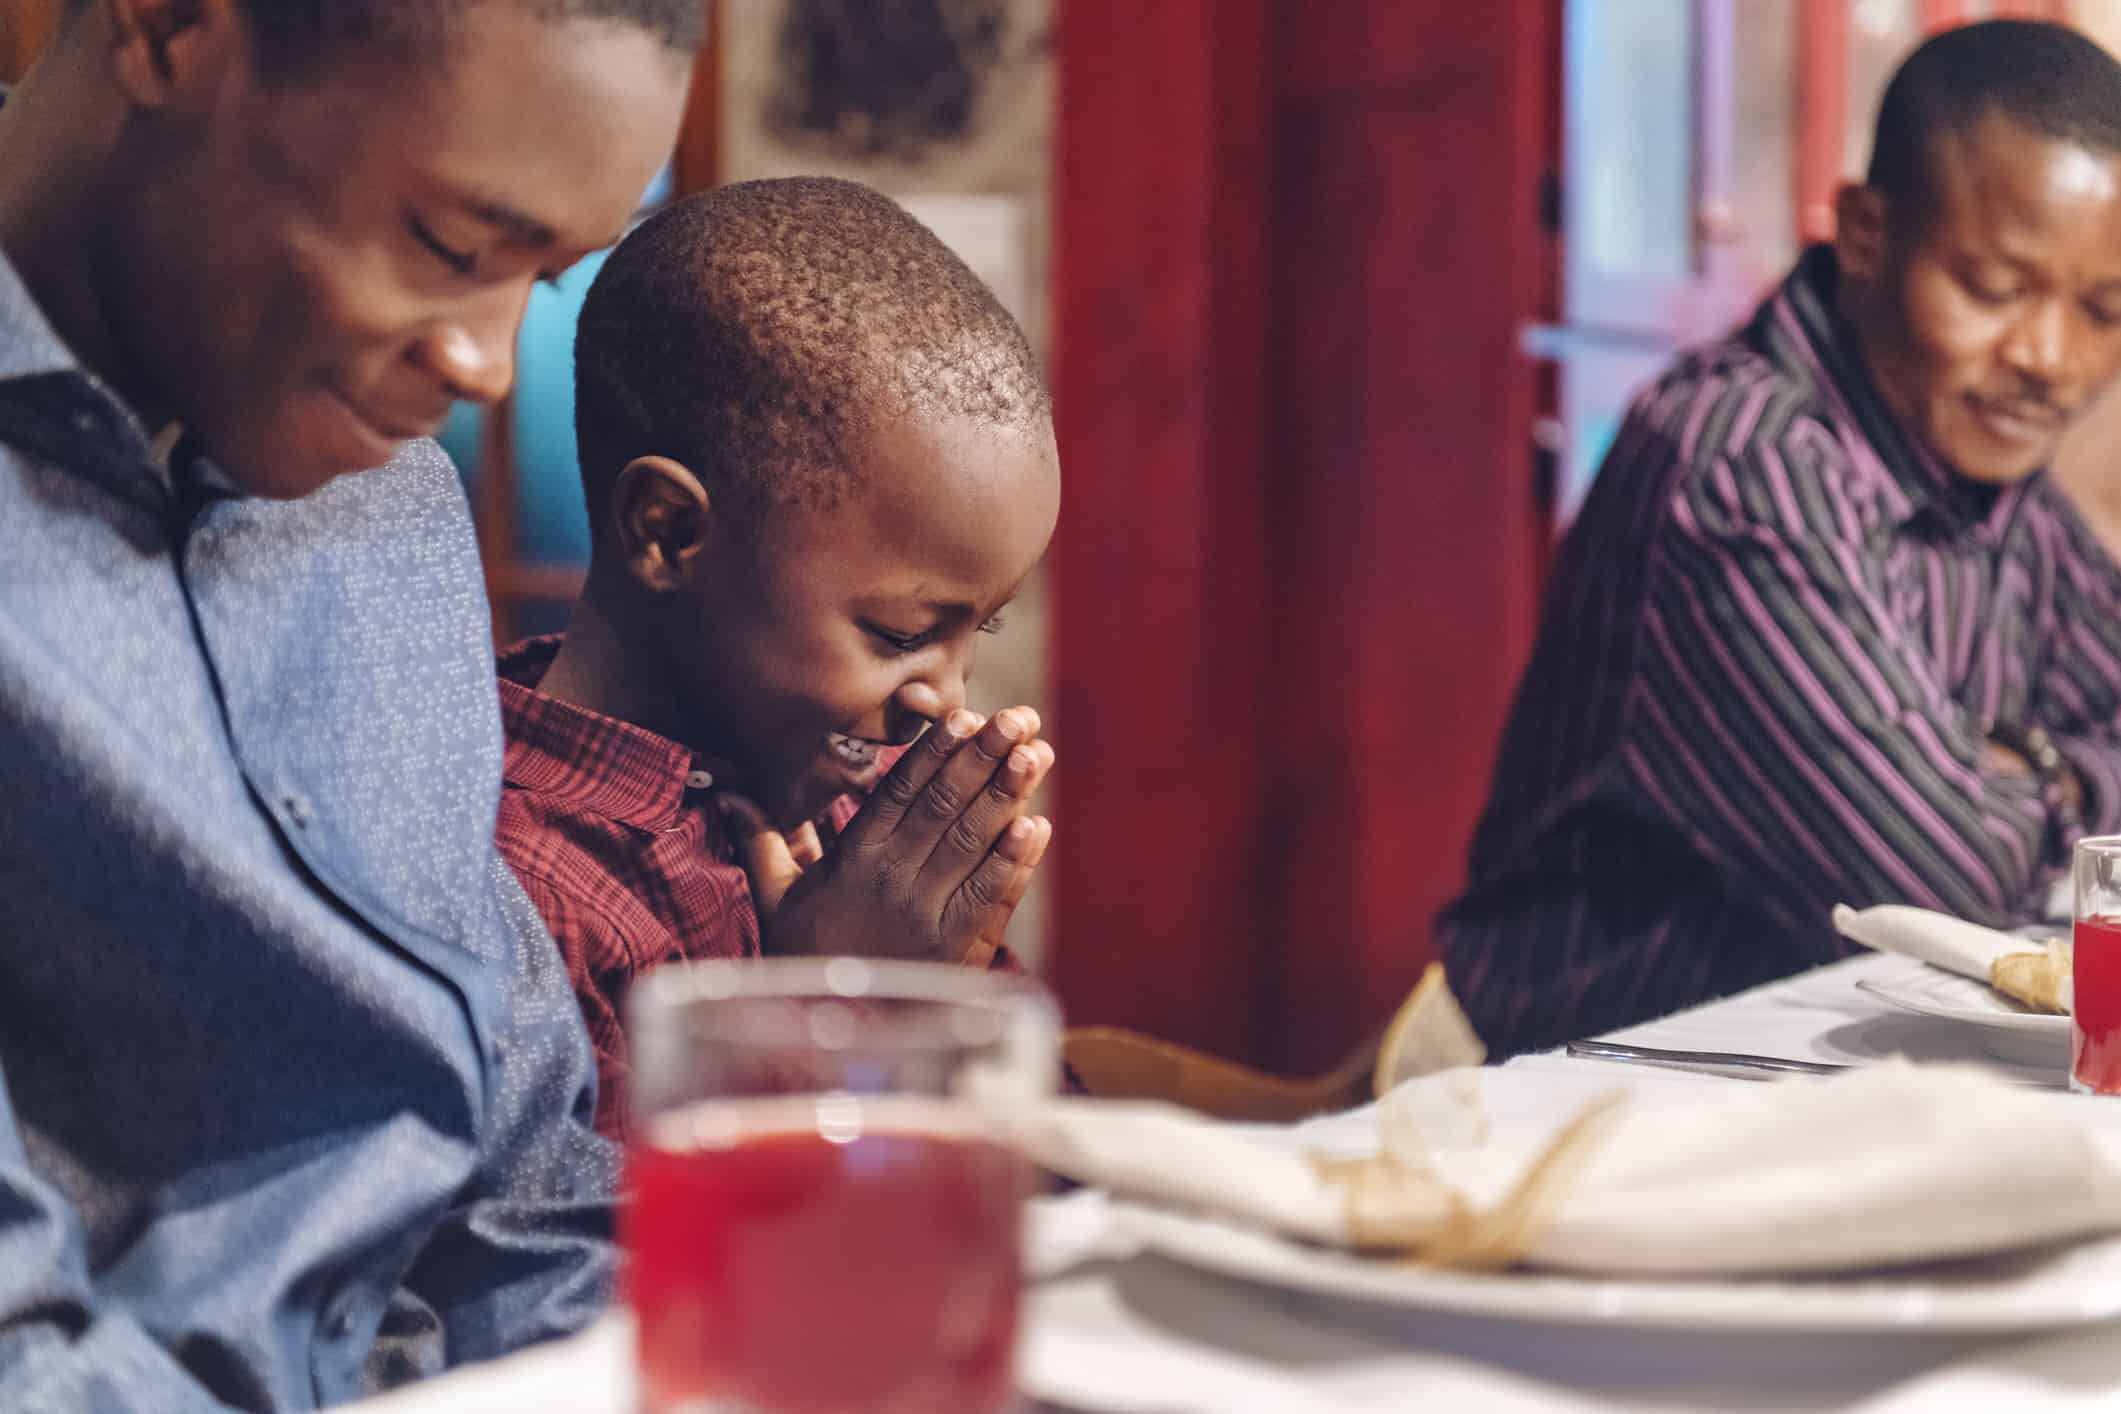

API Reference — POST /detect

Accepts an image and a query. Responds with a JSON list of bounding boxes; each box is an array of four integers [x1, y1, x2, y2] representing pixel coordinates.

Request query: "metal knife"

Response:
[[1564, 1039, 1848, 1078]]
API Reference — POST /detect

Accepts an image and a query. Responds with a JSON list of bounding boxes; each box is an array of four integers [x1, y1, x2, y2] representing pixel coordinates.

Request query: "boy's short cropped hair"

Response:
[[573, 176, 1051, 532]]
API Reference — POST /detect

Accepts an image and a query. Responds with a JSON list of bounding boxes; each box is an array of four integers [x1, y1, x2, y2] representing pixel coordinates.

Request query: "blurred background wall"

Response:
[[6, 0, 2121, 1070], [0, 0, 52, 81]]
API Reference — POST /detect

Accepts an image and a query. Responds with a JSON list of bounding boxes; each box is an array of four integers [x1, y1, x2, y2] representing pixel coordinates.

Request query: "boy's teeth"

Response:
[[827, 733, 877, 765]]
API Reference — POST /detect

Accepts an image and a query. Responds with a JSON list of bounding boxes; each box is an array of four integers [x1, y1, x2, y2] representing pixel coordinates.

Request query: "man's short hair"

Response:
[[1868, 19, 2121, 221], [574, 176, 1051, 530], [66, 0, 705, 78]]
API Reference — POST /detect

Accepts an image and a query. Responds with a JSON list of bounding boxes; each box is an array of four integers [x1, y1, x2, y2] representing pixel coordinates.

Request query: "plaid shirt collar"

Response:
[[497, 635, 736, 832]]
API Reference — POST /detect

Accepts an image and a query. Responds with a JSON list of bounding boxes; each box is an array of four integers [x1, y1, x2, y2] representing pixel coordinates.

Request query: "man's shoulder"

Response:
[[1572, 340, 1838, 535], [300, 437, 468, 523], [1621, 341, 1870, 533], [1631, 340, 1831, 467], [198, 439, 481, 608]]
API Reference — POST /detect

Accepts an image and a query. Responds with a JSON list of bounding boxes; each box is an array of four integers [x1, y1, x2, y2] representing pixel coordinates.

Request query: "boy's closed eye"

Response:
[[864, 614, 1008, 656]]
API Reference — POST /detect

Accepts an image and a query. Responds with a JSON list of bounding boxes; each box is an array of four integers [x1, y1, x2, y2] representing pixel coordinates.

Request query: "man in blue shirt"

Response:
[[0, 2, 698, 1408]]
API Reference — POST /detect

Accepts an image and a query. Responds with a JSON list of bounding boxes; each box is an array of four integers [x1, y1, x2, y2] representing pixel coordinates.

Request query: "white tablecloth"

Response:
[[353, 953, 2121, 1413]]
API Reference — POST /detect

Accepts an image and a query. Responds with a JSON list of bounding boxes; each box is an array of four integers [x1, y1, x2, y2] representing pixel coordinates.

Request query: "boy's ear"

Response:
[[612, 456, 717, 593], [1833, 181, 1891, 286], [103, 0, 243, 114]]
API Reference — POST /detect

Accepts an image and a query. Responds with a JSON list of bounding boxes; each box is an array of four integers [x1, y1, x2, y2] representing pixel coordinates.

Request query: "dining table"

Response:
[[352, 949, 2121, 1414]]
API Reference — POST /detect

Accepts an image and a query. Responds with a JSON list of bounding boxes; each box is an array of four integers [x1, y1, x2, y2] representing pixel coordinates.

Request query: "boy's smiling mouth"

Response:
[[824, 712, 932, 767], [824, 732, 882, 769]]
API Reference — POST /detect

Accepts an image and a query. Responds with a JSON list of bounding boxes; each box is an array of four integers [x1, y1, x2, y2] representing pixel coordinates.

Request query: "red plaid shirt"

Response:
[[493, 636, 1036, 1138], [494, 637, 775, 1139]]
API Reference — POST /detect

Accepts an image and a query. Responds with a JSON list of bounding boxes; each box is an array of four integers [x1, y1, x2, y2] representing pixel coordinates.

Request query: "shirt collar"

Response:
[[497, 634, 738, 832], [1751, 244, 2006, 532]]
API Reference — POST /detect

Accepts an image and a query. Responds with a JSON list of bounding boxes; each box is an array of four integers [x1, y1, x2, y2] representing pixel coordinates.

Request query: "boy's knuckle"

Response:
[[918, 778, 968, 821], [961, 865, 1004, 913], [963, 885, 996, 917], [943, 814, 989, 859], [878, 769, 923, 807]]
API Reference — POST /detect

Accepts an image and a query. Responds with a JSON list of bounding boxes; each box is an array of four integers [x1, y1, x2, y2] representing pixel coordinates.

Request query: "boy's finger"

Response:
[[914, 713, 1043, 901], [972, 814, 1051, 955], [967, 816, 1055, 968], [787, 820, 825, 870], [843, 710, 986, 850], [1020, 738, 1056, 798], [972, 860, 1031, 957], [942, 814, 1042, 952], [994, 816, 1051, 918], [716, 794, 803, 915], [1020, 814, 1053, 879], [1005, 815, 1053, 917]]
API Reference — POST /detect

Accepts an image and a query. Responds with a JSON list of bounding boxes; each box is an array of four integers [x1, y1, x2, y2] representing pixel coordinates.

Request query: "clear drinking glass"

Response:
[[2073, 836, 2121, 1094], [623, 957, 1060, 1414]]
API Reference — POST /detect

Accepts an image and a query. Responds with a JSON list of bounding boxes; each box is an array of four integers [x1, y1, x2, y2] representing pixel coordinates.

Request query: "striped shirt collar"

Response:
[[1751, 244, 2006, 534]]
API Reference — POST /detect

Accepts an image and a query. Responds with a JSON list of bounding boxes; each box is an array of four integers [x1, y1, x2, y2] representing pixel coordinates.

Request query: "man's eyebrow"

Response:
[[465, 198, 559, 249]]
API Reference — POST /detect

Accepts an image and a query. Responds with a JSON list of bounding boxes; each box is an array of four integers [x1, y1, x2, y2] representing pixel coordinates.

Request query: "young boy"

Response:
[[495, 177, 1061, 1135]]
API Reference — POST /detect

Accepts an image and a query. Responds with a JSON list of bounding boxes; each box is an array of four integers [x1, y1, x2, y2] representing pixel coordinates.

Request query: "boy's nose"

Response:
[[892, 674, 967, 734]]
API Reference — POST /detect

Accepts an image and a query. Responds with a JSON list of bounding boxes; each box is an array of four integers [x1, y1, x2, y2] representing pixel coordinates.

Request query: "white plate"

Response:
[[1112, 1201, 2121, 1334], [1854, 957, 2070, 1038]]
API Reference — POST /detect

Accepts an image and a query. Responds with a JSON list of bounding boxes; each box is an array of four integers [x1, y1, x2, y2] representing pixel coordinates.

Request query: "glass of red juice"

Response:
[[2074, 836, 2121, 1094], [623, 957, 1059, 1414]]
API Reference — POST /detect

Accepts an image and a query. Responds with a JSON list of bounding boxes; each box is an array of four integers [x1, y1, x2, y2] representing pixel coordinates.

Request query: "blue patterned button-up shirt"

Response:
[[0, 198, 619, 1407]]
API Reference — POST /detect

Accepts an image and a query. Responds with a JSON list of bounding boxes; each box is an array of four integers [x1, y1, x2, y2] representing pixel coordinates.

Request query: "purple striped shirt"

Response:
[[1439, 247, 2121, 1055]]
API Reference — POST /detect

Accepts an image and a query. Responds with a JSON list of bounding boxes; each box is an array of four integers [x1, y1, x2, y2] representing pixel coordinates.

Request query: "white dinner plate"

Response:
[[1853, 956, 2071, 1040], [1110, 1200, 2121, 1334]]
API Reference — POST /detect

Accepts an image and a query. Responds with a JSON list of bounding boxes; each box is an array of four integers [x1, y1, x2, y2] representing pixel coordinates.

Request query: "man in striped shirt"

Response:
[[1440, 20, 2121, 1055]]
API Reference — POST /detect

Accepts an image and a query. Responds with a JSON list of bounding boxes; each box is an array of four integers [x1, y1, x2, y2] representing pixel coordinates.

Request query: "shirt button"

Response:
[[686, 770, 715, 790]]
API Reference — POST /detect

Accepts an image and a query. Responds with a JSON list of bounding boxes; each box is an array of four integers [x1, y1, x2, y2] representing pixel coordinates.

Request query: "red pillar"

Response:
[[1797, 0, 1851, 244], [1254, 3, 1553, 1071], [1049, 0, 1276, 1061], [1051, 1, 1553, 1070]]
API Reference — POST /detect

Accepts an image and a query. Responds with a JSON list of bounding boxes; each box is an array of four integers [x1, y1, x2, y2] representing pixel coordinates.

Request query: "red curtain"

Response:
[[1050, 1, 1557, 1072]]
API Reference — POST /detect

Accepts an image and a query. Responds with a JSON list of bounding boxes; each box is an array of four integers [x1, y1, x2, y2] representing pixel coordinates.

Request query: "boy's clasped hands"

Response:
[[718, 706, 1055, 968]]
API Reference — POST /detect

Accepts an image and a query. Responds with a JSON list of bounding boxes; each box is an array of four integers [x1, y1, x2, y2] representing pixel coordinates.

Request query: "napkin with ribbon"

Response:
[[1833, 903, 2070, 1013], [1831, 903, 2050, 979], [999, 1061, 2121, 1276]]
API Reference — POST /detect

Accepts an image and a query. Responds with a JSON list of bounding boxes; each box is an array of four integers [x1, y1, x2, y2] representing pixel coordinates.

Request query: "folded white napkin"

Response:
[[1832, 903, 2044, 981], [1001, 1064, 2121, 1276]]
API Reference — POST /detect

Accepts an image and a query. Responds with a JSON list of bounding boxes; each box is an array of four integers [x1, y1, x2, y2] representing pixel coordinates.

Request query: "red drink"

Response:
[[626, 1126, 1024, 1414], [2075, 914, 2121, 1094], [621, 961, 1057, 1413]]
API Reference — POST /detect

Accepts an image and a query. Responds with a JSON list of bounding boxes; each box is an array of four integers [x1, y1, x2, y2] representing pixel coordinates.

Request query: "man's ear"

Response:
[[612, 456, 717, 593], [103, 0, 242, 114], [1834, 182, 1892, 286]]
